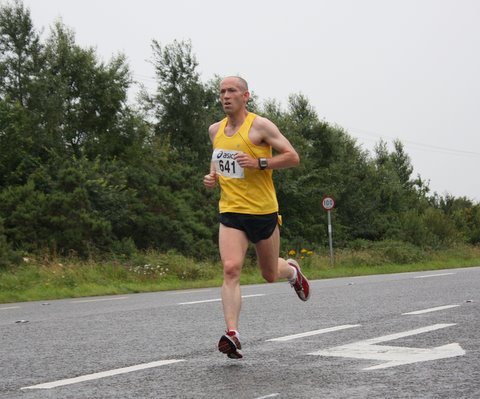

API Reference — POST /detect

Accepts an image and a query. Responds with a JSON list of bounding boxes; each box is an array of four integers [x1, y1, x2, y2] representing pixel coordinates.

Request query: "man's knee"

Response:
[[223, 259, 242, 280]]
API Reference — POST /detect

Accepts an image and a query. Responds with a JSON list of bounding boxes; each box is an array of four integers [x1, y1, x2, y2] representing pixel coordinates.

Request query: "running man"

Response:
[[203, 76, 310, 359]]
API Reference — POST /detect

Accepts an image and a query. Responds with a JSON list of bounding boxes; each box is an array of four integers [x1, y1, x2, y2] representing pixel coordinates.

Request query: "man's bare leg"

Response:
[[255, 226, 295, 282], [256, 226, 310, 300], [219, 224, 249, 332]]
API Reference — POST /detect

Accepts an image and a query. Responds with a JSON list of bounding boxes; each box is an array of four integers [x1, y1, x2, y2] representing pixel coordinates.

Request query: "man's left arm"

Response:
[[259, 117, 300, 170], [234, 117, 300, 170]]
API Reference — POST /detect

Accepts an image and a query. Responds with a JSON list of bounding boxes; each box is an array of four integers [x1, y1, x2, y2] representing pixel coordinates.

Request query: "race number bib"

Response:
[[211, 149, 244, 178]]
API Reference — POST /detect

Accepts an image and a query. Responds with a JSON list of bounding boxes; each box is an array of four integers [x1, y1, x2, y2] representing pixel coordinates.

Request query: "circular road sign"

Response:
[[322, 196, 335, 211]]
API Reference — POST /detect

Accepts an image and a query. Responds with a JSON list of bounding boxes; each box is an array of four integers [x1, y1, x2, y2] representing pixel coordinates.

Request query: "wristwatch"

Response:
[[258, 158, 268, 170]]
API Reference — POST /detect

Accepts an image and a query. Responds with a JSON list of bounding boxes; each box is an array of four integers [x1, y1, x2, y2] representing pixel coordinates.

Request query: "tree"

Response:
[[0, 0, 43, 186], [0, 0, 42, 106], [143, 39, 213, 163], [39, 21, 133, 160]]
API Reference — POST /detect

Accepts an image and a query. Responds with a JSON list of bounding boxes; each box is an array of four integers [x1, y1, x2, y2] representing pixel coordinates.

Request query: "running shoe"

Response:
[[287, 259, 310, 301], [218, 331, 243, 359]]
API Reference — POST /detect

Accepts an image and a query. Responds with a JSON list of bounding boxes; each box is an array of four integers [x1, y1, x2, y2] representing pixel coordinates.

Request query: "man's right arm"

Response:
[[208, 122, 220, 143], [204, 122, 221, 189]]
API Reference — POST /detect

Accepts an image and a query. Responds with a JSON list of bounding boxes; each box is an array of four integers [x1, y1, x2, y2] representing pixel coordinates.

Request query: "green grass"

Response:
[[1, 244, 479, 304]]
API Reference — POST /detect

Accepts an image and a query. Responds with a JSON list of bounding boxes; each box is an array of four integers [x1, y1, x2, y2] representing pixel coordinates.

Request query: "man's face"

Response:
[[219, 78, 249, 114]]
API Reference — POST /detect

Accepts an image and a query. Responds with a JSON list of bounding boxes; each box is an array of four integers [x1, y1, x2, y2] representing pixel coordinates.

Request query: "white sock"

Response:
[[288, 266, 298, 283]]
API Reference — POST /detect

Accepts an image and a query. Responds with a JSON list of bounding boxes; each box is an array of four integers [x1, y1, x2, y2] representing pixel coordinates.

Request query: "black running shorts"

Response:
[[219, 212, 279, 243]]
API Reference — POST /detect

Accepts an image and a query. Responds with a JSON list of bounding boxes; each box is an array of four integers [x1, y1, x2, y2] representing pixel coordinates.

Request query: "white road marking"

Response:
[[0, 306, 20, 310], [178, 298, 222, 305], [403, 304, 460, 315], [178, 294, 265, 305], [309, 323, 465, 370], [168, 289, 212, 295], [255, 394, 280, 399], [266, 325, 361, 342], [70, 297, 128, 303], [414, 273, 455, 279], [21, 359, 185, 390]]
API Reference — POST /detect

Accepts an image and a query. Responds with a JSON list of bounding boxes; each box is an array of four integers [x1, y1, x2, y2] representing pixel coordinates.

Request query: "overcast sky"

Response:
[[13, 0, 480, 201]]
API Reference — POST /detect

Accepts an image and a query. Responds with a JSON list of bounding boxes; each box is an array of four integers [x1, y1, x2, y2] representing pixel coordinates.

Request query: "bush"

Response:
[[0, 218, 22, 268], [337, 239, 426, 267], [342, 249, 385, 267], [346, 239, 373, 251], [110, 237, 138, 260], [372, 240, 425, 264], [396, 209, 461, 249]]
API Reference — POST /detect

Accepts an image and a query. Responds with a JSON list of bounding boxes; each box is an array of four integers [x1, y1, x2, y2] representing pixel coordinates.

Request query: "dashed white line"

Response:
[[402, 304, 460, 315], [178, 298, 222, 305], [414, 273, 455, 279], [168, 289, 212, 295], [255, 394, 280, 399], [266, 324, 361, 342], [178, 294, 265, 305], [21, 359, 185, 390], [70, 297, 128, 303], [0, 306, 20, 310]]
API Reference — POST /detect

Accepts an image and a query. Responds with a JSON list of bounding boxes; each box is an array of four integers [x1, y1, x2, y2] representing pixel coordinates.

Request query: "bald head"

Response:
[[221, 76, 248, 91]]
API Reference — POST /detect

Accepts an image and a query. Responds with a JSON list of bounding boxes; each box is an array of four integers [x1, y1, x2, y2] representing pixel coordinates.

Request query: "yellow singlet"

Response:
[[212, 112, 278, 215]]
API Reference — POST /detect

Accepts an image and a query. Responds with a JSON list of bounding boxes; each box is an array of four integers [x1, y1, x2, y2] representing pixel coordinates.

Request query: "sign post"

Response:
[[321, 196, 335, 266]]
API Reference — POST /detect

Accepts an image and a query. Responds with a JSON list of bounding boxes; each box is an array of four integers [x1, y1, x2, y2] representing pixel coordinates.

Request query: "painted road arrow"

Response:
[[309, 323, 465, 370]]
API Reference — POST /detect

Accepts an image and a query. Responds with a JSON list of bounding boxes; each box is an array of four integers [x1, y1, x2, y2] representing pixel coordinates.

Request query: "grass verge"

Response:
[[1, 244, 479, 304]]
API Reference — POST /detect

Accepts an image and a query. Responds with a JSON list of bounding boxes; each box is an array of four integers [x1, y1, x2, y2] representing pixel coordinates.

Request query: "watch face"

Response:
[[260, 158, 268, 169]]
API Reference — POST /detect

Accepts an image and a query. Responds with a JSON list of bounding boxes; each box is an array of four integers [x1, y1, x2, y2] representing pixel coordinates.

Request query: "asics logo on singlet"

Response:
[[216, 151, 236, 160]]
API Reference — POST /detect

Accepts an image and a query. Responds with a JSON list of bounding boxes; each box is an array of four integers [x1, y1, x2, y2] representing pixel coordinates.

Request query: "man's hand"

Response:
[[234, 152, 256, 169], [203, 170, 218, 188]]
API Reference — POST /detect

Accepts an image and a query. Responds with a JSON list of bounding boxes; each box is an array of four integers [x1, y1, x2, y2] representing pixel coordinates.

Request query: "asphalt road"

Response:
[[1, 266, 479, 398]]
